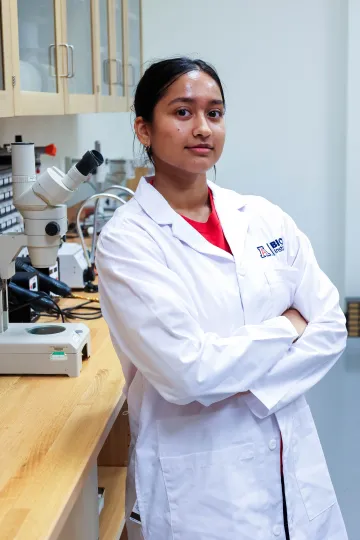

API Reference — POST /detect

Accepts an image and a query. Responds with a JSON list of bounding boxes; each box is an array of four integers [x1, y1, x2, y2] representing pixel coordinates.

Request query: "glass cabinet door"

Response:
[[11, 0, 65, 115], [0, 0, 13, 117], [66, 0, 93, 96], [114, 0, 125, 98], [63, 0, 96, 113], [17, 0, 57, 93], [127, 0, 142, 94], [97, 0, 127, 112], [99, 0, 110, 97]]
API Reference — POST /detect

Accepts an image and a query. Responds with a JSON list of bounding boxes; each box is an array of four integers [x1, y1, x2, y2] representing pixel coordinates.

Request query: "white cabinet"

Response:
[[1, 0, 143, 117], [11, 0, 65, 115]]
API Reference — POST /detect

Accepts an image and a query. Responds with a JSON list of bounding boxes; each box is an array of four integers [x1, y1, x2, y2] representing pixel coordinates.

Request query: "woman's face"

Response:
[[138, 70, 226, 176]]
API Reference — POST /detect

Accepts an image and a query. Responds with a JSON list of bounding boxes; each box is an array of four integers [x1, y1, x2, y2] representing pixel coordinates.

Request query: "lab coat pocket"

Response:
[[159, 443, 255, 539], [292, 404, 336, 521], [264, 265, 299, 316]]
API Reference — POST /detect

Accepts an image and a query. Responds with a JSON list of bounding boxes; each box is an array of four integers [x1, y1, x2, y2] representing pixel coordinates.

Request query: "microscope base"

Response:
[[0, 322, 91, 377]]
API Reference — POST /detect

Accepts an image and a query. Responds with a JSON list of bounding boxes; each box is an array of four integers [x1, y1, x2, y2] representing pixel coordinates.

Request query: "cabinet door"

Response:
[[62, 0, 97, 114], [11, 0, 65, 115], [96, 0, 130, 113], [126, 0, 142, 109], [95, 0, 112, 111], [0, 0, 14, 117], [111, 0, 127, 111]]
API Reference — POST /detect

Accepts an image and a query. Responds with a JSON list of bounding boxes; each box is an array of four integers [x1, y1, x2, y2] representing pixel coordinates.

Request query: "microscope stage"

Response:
[[0, 322, 91, 377]]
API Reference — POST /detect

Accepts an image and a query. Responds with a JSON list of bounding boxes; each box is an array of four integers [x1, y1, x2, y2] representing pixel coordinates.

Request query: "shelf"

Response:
[[98, 466, 127, 540]]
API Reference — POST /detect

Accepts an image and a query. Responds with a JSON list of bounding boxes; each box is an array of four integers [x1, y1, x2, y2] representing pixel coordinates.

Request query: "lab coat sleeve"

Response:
[[245, 212, 347, 418], [96, 221, 298, 406]]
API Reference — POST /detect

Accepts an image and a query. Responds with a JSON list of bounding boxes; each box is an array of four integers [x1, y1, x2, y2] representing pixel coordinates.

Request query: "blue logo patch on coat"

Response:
[[257, 246, 272, 258], [257, 238, 284, 258]]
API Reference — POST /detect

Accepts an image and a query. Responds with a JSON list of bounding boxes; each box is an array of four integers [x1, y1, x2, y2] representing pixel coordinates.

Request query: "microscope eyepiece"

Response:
[[75, 150, 104, 176]]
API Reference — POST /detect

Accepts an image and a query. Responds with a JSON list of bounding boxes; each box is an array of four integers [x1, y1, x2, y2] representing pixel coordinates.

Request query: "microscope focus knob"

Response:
[[45, 221, 60, 236]]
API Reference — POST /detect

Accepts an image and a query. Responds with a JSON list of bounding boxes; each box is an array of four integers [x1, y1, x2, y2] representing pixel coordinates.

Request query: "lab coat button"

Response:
[[273, 524, 282, 536], [268, 439, 277, 451]]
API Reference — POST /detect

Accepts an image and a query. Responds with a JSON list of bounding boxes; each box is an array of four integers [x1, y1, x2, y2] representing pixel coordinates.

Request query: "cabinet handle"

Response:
[[49, 44, 69, 78], [107, 59, 123, 86], [127, 63, 136, 87], [116, 60, 123, 86], [49, 44, 57, 77], [54, 43, 73, 78], [103, 59, 124, 86], [68, 45, 75, 79], [103, 59, 110, 85], [58, 43, 70, 78]]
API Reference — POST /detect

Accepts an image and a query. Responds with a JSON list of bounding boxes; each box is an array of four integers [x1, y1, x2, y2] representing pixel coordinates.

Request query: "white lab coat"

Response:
[[96, 178, 348, 540]]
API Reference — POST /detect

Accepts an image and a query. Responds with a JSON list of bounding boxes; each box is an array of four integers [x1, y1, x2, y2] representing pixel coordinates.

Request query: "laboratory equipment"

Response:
[[0, 165, 21, 234], [81, 184, 133, 237], [65, 140, 135, 213], [0, 136, 58, 237], [75, 192, 127, 293], [0, 142, 103, 376], [89, 184, 134, 264], [0, 136, 57, 173], [9, 271, 39, 323], [16, 255, 60, 296], [58, 242, 89, 289], [58, 185, 133, 291]]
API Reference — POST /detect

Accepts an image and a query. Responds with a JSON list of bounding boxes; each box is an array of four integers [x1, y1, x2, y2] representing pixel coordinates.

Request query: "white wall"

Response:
[[345, 0, 360, 298]]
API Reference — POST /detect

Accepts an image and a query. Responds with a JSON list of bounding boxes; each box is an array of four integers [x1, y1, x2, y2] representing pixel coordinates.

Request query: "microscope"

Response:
[[0, 142, 104, 376]]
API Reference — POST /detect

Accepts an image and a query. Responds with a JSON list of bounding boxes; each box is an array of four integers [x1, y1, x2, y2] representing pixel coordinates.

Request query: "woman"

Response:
[[96, 57, 348, 540]]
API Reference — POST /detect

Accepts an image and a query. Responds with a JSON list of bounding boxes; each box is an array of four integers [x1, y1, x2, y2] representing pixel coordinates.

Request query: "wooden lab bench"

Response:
[[0, 294, 130, 540]]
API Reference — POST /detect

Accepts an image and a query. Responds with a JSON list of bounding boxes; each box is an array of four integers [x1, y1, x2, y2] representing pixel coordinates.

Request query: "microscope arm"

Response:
[[10, 143, 103, 269]]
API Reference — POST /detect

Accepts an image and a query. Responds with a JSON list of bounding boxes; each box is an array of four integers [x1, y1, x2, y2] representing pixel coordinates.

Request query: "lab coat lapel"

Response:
[[135, 177, 234, 260], [171, 215, 233, 259], [210, 182, 249, 266]]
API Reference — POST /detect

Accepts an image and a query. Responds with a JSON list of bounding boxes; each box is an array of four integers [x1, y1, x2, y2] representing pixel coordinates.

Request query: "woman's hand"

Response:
[[282, 308, 308, 340]]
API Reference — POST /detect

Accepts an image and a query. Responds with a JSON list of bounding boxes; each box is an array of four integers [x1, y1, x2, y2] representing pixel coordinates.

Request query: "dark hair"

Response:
[[134, 57, 226, 164]]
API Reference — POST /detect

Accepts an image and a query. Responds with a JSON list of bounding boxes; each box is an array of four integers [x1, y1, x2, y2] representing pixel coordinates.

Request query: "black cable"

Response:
[[61, 300, 102, 320], [9, 291, 102, 323], [66, 313, 102, 321], [9, 291, 62, 320], [36, 291, 65, 323], [33, 311, 58, 320], [9, 299, 62, 322]]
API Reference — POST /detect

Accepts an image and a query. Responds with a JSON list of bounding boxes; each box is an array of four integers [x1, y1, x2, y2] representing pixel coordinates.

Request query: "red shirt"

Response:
[[181, 188, 232, 254]]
